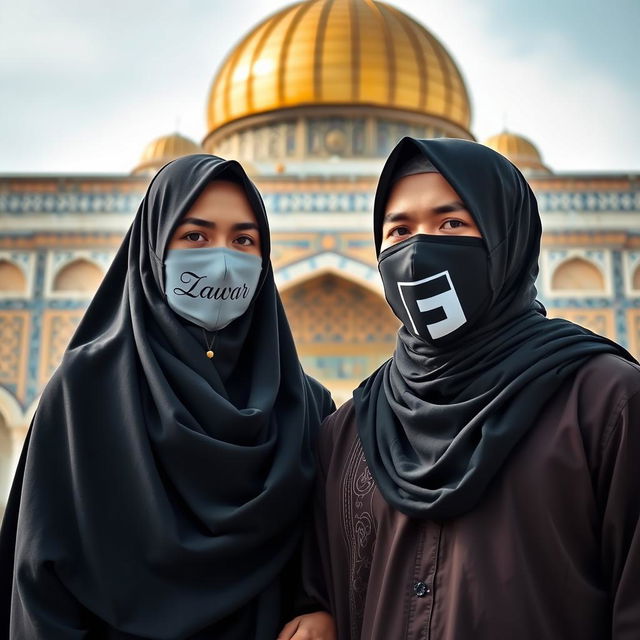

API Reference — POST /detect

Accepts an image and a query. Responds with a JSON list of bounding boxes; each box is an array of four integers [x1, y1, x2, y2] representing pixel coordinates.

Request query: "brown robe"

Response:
[[304, 354, 640, 639]]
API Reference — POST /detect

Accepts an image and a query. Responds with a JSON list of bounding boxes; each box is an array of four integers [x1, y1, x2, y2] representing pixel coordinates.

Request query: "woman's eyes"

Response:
[[178, 231, 258, 248], [234, 235, 255, 246], [184, 232, 206, 242]]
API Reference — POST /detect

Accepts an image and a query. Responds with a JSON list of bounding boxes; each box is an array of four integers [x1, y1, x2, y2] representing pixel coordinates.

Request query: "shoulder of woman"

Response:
[[36, 340, 123, 415], [304, 375, 335, 417]]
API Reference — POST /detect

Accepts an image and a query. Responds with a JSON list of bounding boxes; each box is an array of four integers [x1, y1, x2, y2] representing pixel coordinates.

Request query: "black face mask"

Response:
[[378, 234, 490, 345]]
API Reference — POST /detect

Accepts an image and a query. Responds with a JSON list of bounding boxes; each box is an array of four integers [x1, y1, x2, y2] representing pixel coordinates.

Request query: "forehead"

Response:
[[385, 172, 462, 212], [185, 180, 256, 218]]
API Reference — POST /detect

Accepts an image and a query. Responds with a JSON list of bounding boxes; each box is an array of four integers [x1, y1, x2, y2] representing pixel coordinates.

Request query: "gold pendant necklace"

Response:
[[202, 329, 216, 359]]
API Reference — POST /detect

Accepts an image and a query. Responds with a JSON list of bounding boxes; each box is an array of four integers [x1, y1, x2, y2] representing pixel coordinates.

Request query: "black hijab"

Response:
[[353, 137, 635, 520], [0, 155, 332, 639]]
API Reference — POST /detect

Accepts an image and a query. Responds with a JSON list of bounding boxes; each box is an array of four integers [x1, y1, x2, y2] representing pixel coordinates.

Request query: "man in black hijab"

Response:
[[302, 137, 640, 639]]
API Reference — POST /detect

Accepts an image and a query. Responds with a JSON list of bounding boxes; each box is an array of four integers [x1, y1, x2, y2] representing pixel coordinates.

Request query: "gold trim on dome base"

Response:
[[203, 105, 474, 162]]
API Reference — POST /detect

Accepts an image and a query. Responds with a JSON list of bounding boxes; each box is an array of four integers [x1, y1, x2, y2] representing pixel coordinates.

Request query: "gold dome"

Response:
[[206, 0, 472, 135], [132, 133, 204, 175], [483, 131, 550, 173]]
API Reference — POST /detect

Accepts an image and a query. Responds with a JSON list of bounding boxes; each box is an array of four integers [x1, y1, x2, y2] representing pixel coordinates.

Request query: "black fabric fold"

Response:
[[354, 137, 635, 520], [0, 154, 332, 639]]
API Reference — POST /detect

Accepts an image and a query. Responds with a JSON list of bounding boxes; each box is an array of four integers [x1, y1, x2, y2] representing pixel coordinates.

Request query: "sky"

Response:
[[0, 0, 638, 174]]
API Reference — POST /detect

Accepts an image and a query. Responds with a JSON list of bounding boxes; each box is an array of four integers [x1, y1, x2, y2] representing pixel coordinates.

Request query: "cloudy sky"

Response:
[[1, 0, 638, 174]]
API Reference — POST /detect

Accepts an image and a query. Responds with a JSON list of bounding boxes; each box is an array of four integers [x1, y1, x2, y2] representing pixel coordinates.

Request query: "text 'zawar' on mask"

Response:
[[378, 233, 491, 345], [164, 247, 262, 331]]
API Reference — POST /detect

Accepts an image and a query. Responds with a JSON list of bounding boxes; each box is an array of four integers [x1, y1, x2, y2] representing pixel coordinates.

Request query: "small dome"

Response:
[[205, 0, 472, 137], [132, 133, 204, 175], [483, 131, 551, 174]]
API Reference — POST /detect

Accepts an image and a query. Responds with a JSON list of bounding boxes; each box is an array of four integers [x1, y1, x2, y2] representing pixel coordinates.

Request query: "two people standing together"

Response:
[[2, 138, 639, 639]]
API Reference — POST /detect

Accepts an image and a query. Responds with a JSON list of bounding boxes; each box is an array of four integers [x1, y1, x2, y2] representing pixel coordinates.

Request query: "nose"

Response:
[[211, 237, 228, 248], [416, 223, 435, 236]]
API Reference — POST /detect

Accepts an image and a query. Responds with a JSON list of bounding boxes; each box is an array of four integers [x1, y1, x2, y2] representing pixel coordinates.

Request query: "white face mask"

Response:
[[164, 247, 262, 331]]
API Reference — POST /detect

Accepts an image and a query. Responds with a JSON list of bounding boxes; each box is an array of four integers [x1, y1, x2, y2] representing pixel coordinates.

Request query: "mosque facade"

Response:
[[1, 0, 639, 509]]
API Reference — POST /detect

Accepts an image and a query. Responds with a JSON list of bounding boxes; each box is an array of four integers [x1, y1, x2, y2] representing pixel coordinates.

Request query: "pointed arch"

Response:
[[551, 257, 605, 291], [53, 258, 105, 293], [0, 259, 27, 293], [275, 252, 383, 296], [280, 272, 399, 399]]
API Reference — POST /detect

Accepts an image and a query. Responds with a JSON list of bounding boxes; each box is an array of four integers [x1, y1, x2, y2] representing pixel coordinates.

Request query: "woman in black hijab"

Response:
[[302, 137, 640, 639], [0, 154, 335, 639]]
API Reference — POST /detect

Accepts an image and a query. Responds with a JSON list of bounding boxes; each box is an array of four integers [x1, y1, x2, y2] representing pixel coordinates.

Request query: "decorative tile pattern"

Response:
[[2, 188, 638, 216], [262, 192, 373, 214], [546, 308, 615, 342], [0, 251, 31, 271], [0, 192, 144, 215], [545, 248, 609, 271], [38, 310, 85, 386], [536, 191, 640, 212], [298, 355, 391, 383], [541, 232, 628, 247], [270, 236, 316, 270], [281, 273, 398, 383], [0, 233, 126, 250], [272, 233, 377, 269], [342, 234, 377, 266], [276, 252, 380, 290], [0, 311, 29, 401], [625, 310, 640, 358], [622, 251, 640, 295], [282, 275, 398, 346], [611, 250, 626, 303], [48, 250, 114, 273], [282, 273, 397, 345]]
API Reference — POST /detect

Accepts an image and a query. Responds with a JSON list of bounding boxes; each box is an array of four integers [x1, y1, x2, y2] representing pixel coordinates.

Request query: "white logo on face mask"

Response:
[[398, 270, 467, 340]]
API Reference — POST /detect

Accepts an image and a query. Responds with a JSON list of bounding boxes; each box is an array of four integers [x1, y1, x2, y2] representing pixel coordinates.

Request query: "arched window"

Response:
[[53, 259, 104, 293], [280, 274, 399, 397], [551, 257, 605, 291], [0, 260, 27, 293]]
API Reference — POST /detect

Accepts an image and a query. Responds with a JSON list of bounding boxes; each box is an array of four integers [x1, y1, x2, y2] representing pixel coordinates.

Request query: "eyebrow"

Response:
[[383, 212, 411, 223], [177, 218, 259, 232], [433, 200, 467, 214], [232, 222, 260, 232], [178, 217, 214, 229], [383, 201, 468, 222]]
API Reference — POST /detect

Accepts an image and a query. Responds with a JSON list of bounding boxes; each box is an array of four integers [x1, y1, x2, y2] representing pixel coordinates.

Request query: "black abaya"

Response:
[[0, 155, 333, 639]]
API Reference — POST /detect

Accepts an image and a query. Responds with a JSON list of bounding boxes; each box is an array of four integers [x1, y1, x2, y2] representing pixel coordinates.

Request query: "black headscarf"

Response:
[[0, 155, 333, 639], [353, 137, 635, 520]]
